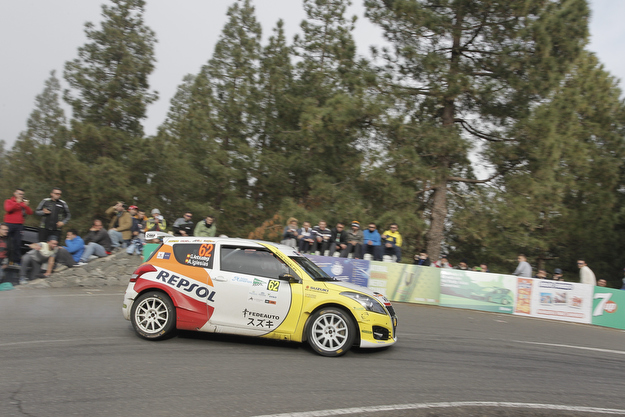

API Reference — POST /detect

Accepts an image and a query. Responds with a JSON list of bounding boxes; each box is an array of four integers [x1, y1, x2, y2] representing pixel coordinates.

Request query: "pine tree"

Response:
[[365, 0, 590, 260]]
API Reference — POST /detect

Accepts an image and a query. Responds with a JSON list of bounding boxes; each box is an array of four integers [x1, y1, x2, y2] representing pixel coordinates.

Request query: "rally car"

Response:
[[122, 233, 397, 357]]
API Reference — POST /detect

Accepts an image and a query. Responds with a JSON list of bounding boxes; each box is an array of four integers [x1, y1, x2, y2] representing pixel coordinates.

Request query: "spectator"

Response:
[[3, 188, 33, 263], [328, 222, 347, 256], [577, 259, 597, 286], [19, 236, 75, 284], [621, 272, 625, 290], [552, 268, 564, 281], [106, 202, 133, 250], [173, 212, 195, 237], [281, 217, 299, 248], [77, 220, 112, 265], [341, 221, 363, 259], [381, 223, 402, 262], [126, 208, 146, 256], [362, 223, 382, 261], [597, 278, 607, 287], [146, 209, 167, 233], [63, 229, 84, 263], [434, 254, 453, 268], [454, 260, 470, 271], [297, 221, 315, 254], [480, 263, 490, 273], [534, 269, 547, 279], [413, 251, 431, 266], [35, 187, 70, 243], [194, 215, 216, 237], [312, 220, 332, 255], [512, 254, 532, 278], [0, 224, 11, 282]]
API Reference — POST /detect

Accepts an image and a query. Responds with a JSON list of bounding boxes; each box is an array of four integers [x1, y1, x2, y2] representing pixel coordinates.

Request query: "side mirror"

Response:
[[279, 273, 301, 284]]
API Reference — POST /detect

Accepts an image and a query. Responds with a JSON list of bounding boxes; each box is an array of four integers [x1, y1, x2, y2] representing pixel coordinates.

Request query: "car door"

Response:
[[208, 244, 294, 336]]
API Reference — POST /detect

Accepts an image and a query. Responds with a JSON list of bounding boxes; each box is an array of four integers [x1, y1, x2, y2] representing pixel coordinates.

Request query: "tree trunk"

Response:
[[426, 181, 448, 261]]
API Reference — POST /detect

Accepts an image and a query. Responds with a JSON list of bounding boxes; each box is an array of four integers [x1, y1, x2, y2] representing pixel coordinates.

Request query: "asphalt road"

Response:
[[1, 287, 625, 417]]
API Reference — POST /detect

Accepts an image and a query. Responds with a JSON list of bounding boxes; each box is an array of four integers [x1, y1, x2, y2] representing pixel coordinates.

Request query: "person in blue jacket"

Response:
[[64, 229, 84, 263], [362, 223, 382, 261]]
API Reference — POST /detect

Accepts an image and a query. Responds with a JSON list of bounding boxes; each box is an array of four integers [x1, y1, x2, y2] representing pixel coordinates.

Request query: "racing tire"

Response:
[[306, 307, 356, 357], [131, 291, 177, 340]]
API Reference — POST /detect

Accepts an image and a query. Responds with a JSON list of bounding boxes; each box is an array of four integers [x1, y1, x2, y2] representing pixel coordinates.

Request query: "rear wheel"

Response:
[[131, 291, 176, 340], [306, 308, 356, 357]]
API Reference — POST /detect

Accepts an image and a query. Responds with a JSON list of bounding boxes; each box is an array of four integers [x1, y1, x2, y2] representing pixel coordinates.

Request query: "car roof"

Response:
[[163, 236, 298, 254]]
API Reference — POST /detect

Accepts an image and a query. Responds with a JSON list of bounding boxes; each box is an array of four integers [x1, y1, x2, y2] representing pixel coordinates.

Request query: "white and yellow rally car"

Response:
[[122, 233, 397, 356]]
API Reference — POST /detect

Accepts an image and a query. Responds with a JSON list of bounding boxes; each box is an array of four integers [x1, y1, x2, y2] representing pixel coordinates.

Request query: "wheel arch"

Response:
[[301, 303, 360, 346]]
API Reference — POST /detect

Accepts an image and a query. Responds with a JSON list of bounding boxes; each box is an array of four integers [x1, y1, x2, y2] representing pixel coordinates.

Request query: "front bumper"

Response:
[[356, 310, 398, 348]]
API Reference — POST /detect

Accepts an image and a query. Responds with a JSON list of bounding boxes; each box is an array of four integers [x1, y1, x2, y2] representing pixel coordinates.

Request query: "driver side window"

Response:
[[220, 246, 287, 279]]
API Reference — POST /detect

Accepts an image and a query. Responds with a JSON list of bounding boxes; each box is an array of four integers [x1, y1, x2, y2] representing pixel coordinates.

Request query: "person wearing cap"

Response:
[[341, 221, 363, 258], [126, 207, 146, 256], [146, 208, 167, 233], [552, 268, 564, 281], [329, 222, 348, 255], [173, 212, 195, 237], [106, 201, 133, 250], [362, 223, 382, 261], [433, 254, 452, 268]]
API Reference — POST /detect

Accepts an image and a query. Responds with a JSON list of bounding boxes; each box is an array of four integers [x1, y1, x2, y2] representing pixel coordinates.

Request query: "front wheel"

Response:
[[131, 291, 177, 340], [306, 308, 356, 357]]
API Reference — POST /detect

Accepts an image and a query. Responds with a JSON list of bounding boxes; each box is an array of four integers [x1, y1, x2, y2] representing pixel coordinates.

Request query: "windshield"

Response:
[[290, 256, 334, 281]]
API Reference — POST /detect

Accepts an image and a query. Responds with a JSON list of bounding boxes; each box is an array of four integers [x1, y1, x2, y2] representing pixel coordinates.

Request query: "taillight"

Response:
[[130, 264, 157, 282]]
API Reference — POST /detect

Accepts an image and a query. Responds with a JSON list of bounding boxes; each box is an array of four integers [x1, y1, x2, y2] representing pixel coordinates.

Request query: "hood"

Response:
[[327, 280, 379, 298]]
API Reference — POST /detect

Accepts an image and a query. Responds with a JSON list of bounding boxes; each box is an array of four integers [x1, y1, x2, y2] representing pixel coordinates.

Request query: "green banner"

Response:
[[368, 263, 440, 305], [440, 269, 516, 313], [592, 287, 625, 330]]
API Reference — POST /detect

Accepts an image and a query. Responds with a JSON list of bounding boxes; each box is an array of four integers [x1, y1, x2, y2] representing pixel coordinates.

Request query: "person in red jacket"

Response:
[[3, 188, 33, 263]]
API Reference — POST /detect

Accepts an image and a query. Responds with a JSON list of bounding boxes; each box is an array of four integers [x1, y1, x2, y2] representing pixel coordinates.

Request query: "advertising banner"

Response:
[[592, 287, 625, 330], [306, 255, 370, 288], [520, 280, 593, 324], [440, 269, 516, 313], [367, 263, 439, 305]]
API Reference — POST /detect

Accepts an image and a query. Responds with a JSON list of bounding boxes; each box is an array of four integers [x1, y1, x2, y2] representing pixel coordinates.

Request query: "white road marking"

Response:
[[251, 401, 625, 417], [515, 340, 625, 356], [0, 337, 126, 348]]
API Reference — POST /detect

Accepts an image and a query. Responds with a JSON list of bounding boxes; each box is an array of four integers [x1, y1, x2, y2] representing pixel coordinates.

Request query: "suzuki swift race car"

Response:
[[122, 233, 397, 357]]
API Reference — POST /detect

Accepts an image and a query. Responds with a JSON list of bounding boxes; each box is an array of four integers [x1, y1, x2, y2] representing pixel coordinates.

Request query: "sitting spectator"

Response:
[[194, 215, 216, 237], [597, 278, 607, 287], [146, 208, 167, 233], [413, 251, 431, 266], [297, 221, 315, 253], [454, 260, 470, 270], [552, 268, 564, 281], [329, 222, 348, 256], [381, 223, 402, 262], [64, 229, 85, 263], [173, 212, 194, 237], [534, 269, 547, 279], [281, 217, 299, 248], [341, 221, 363, 259], [312, 220, 332, 255], [362, 223, 382, 261], [433, 254, 453, 268], [480, 263, 490, 273], [20, 236, 75, 284], [77, 220, 112, 265], [126, 208, 146, 256], [106, 201, 133, 250]]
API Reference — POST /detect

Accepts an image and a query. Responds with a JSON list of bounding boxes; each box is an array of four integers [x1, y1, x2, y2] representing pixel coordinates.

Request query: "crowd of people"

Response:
[[0, 187, 219, 285]]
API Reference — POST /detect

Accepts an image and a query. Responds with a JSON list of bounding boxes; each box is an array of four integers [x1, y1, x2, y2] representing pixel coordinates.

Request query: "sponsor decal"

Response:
[[604, 301, 618, 313], [267, 280, 280, 292], [185, 254, 212, 267], [155, 270, 216, 302], [305, 294, 317, 299], [265, 300, 277, 305], [362, 330, 373, 334], [233, 276, 253, 284], [306, 285, 329, 293], [253, 278, 265, 287], [168, 240, 179, 243], [156, 252, 171, 260], [242, 308, 280, 328]]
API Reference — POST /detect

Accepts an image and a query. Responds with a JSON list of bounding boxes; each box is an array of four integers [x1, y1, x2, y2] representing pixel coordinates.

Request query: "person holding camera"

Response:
[[106, 201, 133, 250], [3, 188, 33, 263], [146, 209, 167, 233]]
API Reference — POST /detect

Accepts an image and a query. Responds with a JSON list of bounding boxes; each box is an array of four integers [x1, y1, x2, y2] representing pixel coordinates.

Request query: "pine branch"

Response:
[[455, 118, 514, 142]]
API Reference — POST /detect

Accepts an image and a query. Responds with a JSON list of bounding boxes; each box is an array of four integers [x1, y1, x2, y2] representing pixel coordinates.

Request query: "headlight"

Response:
[[341, 291, 387, 315]]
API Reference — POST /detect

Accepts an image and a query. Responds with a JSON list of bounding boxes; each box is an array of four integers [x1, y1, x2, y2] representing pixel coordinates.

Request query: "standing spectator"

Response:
[[106, 202, 133, 250], [597, 279, 608, 287], [297, 221, 315, 254], [329, 222, 347, 256], [19, 236, 75, 284], [3, 188, 33, 263], [552, 268, 564, 281], [341, 221, 363, 258], [146, 209, 167, 233], [312, 220, 332, 255], [381, 223, 403, 262], [194, 215, 216, 237], [281, 217, 299, 248], [577, 259, 597, 286], [0, 224, 11, 282], [77, 220, 112, 265], [454, 260, 470, 270], [512, 254, 532, 278], [362, 223, 382, 261], [127, 208, 147, 256], [434, 254, 453, 268], [173, 212, 195, 237], [413, 251, 431, 266], [63, 229, 84, 263], [35, 188, 70, 242]]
